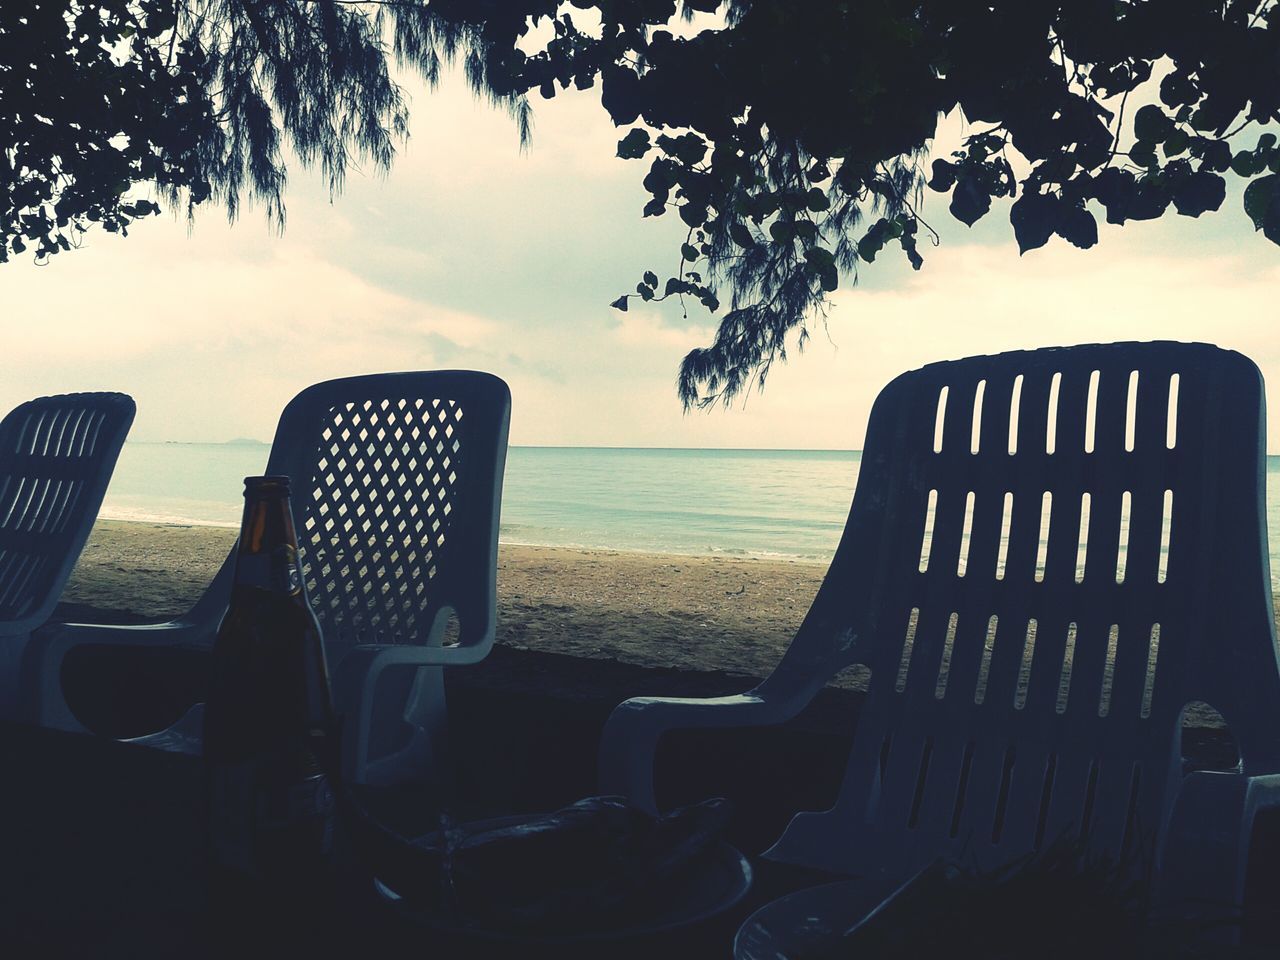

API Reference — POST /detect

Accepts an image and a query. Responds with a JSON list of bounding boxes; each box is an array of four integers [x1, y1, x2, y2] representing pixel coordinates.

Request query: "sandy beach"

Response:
[[61, 519, 827, 684], [62, 520, 1280, 708]]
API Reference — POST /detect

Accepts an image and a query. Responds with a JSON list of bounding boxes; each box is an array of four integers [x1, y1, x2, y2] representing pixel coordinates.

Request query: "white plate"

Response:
[[375, 840, 754, 944], [734, 880, 889, 960]]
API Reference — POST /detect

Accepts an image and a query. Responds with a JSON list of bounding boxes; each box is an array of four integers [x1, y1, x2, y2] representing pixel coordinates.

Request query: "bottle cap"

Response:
[[243, 475, 292, 495]]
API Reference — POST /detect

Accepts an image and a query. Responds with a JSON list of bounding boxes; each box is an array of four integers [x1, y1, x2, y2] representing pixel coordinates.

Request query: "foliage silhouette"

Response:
[[1, 1, 528, 259], [4, 2, 1279, 406]]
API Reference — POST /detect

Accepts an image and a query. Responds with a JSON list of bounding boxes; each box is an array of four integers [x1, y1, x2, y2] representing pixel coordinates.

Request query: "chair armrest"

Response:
[[21, 619, 216, 732], [331, 643, 472, 787], [598, 679, 819, 814], [1157, 770, 1280, 936], [340, 641, 489, 670]]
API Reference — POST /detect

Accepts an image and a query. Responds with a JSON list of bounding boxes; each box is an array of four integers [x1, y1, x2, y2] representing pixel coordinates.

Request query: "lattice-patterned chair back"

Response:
[[263, 371, 510, 662], [0, 393, 135, 634], [259, 371, 509, 785], [767, 342, 1279, 881]]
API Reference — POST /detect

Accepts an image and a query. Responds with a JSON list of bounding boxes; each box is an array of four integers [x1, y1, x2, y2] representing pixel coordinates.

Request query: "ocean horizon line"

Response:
[[120, 439, 1280, 460], [125, 439, 866, 454]]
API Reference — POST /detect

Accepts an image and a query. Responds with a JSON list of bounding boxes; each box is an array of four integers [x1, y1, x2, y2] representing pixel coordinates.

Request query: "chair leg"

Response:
[[359, 666, 450, 792], [1158, 771, 1280, 943], [0, 632, 31, 724]]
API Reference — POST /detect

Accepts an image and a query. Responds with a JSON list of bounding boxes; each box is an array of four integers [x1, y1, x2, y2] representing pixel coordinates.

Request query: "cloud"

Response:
[[611, 309, 705, 350], [2, 59, 1276, 454]]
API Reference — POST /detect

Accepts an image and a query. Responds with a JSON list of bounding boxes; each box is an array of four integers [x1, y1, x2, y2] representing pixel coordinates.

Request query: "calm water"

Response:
[[100, 443, 1280, 580]]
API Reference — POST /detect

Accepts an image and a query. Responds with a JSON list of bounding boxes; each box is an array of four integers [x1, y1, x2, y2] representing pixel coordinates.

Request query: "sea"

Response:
[[99, 443, 1280, 585]]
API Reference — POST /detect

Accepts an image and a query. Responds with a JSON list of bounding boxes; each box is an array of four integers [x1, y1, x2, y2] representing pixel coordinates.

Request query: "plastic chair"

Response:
[[598, 342, 1280, 940], [24, 371, 510, 786], [0, 392, 135, 721]]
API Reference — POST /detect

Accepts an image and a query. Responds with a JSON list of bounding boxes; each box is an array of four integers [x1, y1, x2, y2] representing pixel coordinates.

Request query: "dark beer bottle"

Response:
[[203, 475, 339, 937]]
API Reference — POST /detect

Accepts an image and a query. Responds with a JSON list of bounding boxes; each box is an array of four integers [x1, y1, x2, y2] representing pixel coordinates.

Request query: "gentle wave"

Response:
[[98, 506, 239, 529]]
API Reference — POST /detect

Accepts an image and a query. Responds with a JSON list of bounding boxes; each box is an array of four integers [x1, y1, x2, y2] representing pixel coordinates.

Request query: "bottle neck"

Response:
[[235, 490, 302, 597]]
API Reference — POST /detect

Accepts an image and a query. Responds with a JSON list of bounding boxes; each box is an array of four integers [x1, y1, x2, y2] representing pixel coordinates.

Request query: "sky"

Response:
[[2, 53, 1278, 451]]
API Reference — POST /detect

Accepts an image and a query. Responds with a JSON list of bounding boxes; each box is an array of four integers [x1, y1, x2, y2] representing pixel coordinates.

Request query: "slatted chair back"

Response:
[[262, 371, 510, 665], [0, 393, 135, 635], [768, 342, 1280, 881]]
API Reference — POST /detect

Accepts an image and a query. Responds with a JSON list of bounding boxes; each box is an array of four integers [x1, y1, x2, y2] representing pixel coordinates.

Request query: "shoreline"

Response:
[[95, 512, 836, 565]]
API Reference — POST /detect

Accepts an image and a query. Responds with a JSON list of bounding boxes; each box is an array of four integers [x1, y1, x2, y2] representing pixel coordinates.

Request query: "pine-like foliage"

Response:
[[5, 3, 1279, 409]]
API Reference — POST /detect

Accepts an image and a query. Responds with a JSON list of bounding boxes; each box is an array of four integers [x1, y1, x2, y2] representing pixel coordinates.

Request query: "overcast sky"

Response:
[[3, 66, 1277, 450]]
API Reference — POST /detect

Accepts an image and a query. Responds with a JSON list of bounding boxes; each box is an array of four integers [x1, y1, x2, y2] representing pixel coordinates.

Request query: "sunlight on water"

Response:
[[100, 443, 1280, 581]]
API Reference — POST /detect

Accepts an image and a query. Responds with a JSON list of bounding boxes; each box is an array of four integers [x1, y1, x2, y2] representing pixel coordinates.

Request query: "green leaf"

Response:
[[818, 263, 839, 292], [609, 295, 628, 312], [1055, 204, 1098, 249], [642, 270, 658, 288], [1197, 139, 1232, 173], [1133, 105, 1171, 143], [681, 243, 699, 261], [616, 128, 651, 160], [949, 177, 991, 227], [804, 247, 836, 269], [1162, 129, 1189, 158], [642, 159, 679, 193], [1010, 191, 1057, 254], [657, 132, 708, 166], [927, 159, 957, 192], [1188, 107, 1217, 133], [1243, 174, 1279, 231], [1160, 71, 1198, 108], [805, 187, 830, 212], [1129, 141, 1158, 169], [145, 11, 177, 37], [1171, 171, 1225, 218], [769, 221, 795, 243], [729, 222, 755, 247], [857, 235, 883, 263], [678, 202, 706, 228], [1231, 151, 1259, 178], [900, 234, 924, 270]]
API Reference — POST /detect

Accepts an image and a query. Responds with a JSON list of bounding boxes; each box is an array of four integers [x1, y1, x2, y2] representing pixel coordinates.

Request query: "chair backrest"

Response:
[[0, 393, 135, 635], [262, 372, 511, 661], [767, 342, 1279, 881]]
